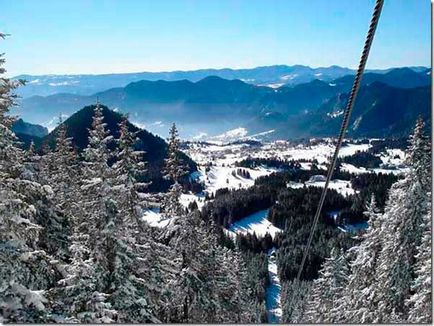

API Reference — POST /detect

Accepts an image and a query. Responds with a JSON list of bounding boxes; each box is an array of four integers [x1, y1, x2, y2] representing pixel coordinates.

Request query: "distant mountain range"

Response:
[[248, 82, 431, 139], [14, 64, 429, 98], [16, 66, 430, 140]]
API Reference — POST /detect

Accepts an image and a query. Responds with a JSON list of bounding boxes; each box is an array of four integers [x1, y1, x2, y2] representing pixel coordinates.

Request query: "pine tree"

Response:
[[303, 248, 349, 323], [112, 117, 150, 228], [406, 206, 432, 323], [164, 211, 222, 322], [104, 117, 158, 322], [374, 119, 431, 321], [162, 123, 187, 217], [341, 194, 385, 323], [406, 117, 431, 192], [55, 103, 119, 322], [36, 119, 76, 260], [0, 35, 55, 323], [281, 279, 311, 323]]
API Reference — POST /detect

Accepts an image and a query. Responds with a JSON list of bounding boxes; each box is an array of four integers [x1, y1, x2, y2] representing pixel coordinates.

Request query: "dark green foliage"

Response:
[[241, 251, 269, 312], [368, 138, 409, 154], [201, 184, 278, 228], [268, 187, 350, 229], [350, 172, 400, 211], [12, 119, 48, 138], [235, 232, 276, 253], [236, 157, 301, 170], [338, 150, 383, 169], [15, 133, 44, 149]]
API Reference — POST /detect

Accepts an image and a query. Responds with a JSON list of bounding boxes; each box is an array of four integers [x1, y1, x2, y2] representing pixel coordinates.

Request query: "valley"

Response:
[[139, 135, 408, 323]]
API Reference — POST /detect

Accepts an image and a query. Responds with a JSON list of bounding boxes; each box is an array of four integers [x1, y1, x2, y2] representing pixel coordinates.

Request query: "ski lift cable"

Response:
[[295, 0, 384, 282]]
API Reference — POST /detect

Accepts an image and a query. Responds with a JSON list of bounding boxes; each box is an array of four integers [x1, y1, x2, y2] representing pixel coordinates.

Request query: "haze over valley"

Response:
[[14, 64, 431, 140]]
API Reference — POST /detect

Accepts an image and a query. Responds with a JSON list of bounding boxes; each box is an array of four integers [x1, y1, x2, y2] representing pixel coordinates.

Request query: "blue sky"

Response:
[[0, 0, 430, 76]]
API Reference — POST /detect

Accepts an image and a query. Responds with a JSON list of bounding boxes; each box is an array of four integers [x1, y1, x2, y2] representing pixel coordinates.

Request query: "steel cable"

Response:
[[295, 0, 385, 282]]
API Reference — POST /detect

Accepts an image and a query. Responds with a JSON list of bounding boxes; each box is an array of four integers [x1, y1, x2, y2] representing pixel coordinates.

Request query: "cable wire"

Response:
[[294, 0, 385, 282]]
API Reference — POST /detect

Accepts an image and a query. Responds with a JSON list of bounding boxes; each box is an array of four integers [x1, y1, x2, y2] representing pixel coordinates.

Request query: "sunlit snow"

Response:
[[226, 209, 283, 239]]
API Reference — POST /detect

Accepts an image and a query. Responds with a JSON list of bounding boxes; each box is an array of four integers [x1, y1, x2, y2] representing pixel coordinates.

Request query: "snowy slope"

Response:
[[199, 166, 278, 195], [226, 209, 283, 239]]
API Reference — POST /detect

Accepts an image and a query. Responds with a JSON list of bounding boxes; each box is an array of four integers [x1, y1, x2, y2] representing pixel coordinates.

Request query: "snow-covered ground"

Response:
[[179, 193, 206, 210], [195, 166, 278, 195], [266, 248, 282, 324], [226, 209, 283, 239], [288, 178, 355, 197], [142, 208, 175, 228], [183, 139, 407, 177]]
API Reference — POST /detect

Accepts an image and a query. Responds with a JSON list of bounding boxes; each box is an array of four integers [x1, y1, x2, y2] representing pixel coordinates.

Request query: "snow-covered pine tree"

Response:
[[406, 117, 431, 192], [80, 103, 114, 263], [0, 35, 56, 322], [162, 123, 187, 217], [339, 194, 385, 323], [215, 247, 262, 323], [405, 205, 432, 323], [100, 117, 158, 322], [164, 211, 222, 323], [281, 279, 312, 323], [56, 103, 119, 322], [112, 117, 150, 228], [35, 119, 77, 260], [303, 248, 349, 323], [374, 118, 431, 321]]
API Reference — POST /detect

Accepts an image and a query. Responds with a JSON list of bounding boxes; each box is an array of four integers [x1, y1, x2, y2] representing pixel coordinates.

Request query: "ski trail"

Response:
[[266, 248, 282, 323]]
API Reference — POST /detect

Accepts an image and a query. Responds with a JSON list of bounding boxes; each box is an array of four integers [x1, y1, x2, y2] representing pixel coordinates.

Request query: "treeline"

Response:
[[338, 150, 383, 168], [236, 157, 301, 170], [368, 137, 409, 154]]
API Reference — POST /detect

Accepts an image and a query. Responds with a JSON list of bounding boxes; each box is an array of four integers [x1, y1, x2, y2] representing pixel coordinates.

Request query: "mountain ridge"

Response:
[[14, 64, 429, 98]]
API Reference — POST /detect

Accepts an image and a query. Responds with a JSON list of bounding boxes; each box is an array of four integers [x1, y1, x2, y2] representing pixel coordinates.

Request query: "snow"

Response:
[[266, 248, 282, 323], [280, 74, 298, 81], [48, 81, 79, 86], [289, 178, 355, 197], [179, 193, 206, 210], [338, 222, 369, 233], [327, 110, 344, 118], [261, 83, 285, 89], [340, 163, 368, 174], [142, 208, 175, 228], [338, 143, 371, 157], [211, 127, 248, 142], [226, 209, 283, 239], [379, 149, 406, 166], [195, 166, 278, 195]]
